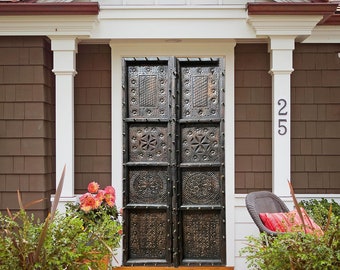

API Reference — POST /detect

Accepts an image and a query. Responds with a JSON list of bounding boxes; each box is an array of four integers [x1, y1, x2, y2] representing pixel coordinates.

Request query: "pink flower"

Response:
[[80, 195, 96, 213], [104, 186, 115, 196], [80, 192, 92, 204], [88, 181, 100, 193], [94, 197, 102, 209], [105, 193, 116, 207], [95, 190, 105, 202], [79, 183, 118, 213]]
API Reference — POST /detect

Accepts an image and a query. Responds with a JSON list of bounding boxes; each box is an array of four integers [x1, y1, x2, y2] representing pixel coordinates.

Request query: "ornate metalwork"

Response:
[[129, 168, 167, 204], [181, 125, 220, 163], [128, 64, 169, 119], [129, 211, 167, 259], [129, 124, 168, 162], [123, 58, 225, 266], [182, 211, 221, 259], [181, 66, 220, 119], [182, 170, 220, 205]]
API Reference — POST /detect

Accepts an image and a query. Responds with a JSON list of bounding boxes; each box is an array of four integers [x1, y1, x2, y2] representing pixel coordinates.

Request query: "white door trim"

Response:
[[110, 40, 236, 266]]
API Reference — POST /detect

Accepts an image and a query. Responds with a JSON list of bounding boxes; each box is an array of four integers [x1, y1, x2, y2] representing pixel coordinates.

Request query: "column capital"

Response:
[[50, 36, 78, 52], [269, 36, 295, 51], [50, 37, 78, 75], [269, 36, 295, 75]]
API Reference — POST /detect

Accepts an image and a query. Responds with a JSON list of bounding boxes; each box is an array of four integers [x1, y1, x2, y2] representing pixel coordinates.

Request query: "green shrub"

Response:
[[241, 198, 340, 270], [0, 209, 121, 270], [300, 198, 340, 230]]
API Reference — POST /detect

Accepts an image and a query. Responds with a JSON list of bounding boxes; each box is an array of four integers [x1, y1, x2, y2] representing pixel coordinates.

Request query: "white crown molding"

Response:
[[99, 5, 247, 19], [303, 25, 340, 43], [248, 15, 323, 37], [91, 5, 257, 39], [0, 15, 97, 36]]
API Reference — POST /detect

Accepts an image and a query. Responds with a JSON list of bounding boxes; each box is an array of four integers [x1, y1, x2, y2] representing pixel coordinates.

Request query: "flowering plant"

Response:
[[65, 181, 122, 268], [76, 181, 120, 225]]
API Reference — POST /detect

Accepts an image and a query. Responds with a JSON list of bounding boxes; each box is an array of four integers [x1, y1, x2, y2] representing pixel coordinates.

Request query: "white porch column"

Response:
[[269, 36, 294, 197], [51, 37, 78, 205]]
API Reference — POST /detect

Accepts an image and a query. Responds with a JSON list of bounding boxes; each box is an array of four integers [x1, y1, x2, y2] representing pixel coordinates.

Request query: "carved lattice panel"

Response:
[[182, 211, 221, 260], [129, 168, 168, 204], [182, 169, 221, 205], [127, 63, 169, 119], [129, 210, 168, 260], [181, 125, 220, 163], [129, 124, 168, 162], [181, 65, 220, 119]]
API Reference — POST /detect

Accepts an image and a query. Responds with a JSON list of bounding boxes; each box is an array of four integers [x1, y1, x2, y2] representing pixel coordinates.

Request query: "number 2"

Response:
[[278, 99, 287, 115]]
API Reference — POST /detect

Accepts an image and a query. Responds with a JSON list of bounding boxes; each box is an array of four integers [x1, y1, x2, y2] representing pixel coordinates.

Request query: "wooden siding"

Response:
[[74, 44, 112, 194], [0, 36, 55, 220], [291, 43, 340, 194], [235, 43, 340, 195], [235, 44, 272, 194]]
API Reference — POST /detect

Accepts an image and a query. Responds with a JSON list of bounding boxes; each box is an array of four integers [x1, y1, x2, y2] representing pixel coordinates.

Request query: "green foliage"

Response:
[[300, 198, 340, 230], [0, 207, 122, 269], [241, 198, 340, 270], [65, 200, 119, 229]]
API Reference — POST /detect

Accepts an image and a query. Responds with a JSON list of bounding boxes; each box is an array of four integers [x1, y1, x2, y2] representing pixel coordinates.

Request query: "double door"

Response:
[[122, 57, 225, 267]]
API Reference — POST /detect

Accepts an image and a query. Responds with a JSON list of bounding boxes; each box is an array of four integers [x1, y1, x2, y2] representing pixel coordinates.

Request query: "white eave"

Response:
[[91, 5, 257, 40], [0, 15, 98, 36], [248, 14, 324, 37]]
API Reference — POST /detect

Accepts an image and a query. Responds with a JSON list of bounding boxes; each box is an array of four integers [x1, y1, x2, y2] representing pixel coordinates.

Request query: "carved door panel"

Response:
[[122, 57, 225, 267]]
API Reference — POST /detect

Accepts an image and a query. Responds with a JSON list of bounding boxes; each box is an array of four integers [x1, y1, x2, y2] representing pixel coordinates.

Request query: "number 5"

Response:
[[278, 119, 287, 135]]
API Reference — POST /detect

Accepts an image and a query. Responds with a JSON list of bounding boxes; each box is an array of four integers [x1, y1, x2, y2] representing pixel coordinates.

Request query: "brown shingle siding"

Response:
[[317, 122, 340, 137], [13, 156, 25, 173], [4, 121, 23, 137], [235, 138, 259, 155], [0, 156, 13, 173], [235, 43, 272, 193], [0, 36, 55, 216], [23, 120, 50, 138], [292, 43, 340, 194], [74, 44, 111, 194]]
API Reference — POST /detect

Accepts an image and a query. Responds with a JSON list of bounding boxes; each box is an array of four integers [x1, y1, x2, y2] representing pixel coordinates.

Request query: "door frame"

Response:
[[110, 40, 236, 267]]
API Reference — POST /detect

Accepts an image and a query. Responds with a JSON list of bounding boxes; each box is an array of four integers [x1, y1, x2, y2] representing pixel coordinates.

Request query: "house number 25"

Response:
[[278, 98, 288, 135]]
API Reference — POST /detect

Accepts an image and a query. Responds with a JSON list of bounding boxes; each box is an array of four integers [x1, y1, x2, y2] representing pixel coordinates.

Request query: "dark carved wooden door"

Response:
[[122, 57, 225, 267]]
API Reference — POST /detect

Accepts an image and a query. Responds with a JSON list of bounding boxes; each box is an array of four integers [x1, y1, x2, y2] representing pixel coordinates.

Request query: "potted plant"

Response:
[[65, 181, 123, 269]]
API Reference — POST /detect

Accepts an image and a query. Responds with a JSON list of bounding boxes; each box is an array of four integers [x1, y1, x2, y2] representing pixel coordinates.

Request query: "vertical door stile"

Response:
[[219, 59, 226, 261], [169, 57, 179, 267], [121, 58, 128, 265]]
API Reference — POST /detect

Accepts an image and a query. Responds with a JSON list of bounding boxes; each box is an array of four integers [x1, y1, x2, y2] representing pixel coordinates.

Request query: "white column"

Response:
[[269, 36, 294, 197], [50, 37, 78, 206], [110, 43, 123, 267], [224, 41, 236, 267]]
